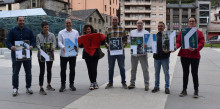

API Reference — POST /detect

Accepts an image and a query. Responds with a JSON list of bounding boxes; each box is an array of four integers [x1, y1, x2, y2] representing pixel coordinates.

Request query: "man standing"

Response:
[[58, 18, 79, 92], [152, 22, 170, 94], [127, 20, 150, 91], [105, 16, 128, 89], [6, 16, 35, 96]]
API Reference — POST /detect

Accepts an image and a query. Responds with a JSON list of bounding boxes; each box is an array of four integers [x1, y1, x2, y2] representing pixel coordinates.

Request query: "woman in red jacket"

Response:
[[176, 17, 205, 98], [78, 24, 105, 90]]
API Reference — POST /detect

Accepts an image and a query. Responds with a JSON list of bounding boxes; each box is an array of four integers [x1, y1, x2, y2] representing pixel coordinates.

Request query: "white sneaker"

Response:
[[12, 88, 18, 96], [26, 88, 33, 94]]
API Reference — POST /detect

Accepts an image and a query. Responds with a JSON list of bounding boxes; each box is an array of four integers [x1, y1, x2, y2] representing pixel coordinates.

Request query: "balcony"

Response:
[[124, 1, 151, 6], [124, 17, 151, 21], [182, 11, 188, 15], [124, 9, 151, 13]]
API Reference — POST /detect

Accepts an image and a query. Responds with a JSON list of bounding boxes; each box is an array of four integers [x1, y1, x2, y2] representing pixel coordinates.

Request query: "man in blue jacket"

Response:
[[6, 16, 35, 97]]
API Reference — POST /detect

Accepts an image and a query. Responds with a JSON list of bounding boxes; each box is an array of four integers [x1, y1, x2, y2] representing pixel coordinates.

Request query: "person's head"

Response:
[[83, 24, 95, 34], [65, 18, 72, 31], [136, 20, 144, 31], [41, 21, 49, 34], [17, 16, 25, 29], [111, 16, 119, 28], [188, 17, 197, 28], [158, 21, 165, 32]]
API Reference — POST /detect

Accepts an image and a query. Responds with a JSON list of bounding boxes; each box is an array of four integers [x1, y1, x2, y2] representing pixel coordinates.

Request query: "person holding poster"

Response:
[[176, 17, 205, 98], [36, 21, 56, 95], [127, 20, 150, 91], [58, 18, 79, 92], [6, 16, 35, 96], [105, 16, 128, 89], [152, 22, 171, 94], [78, 24, 105, 90]]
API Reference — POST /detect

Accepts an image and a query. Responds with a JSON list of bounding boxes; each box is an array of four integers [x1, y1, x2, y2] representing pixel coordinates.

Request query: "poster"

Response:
[[144, 34, 157, 53], [15, 40, 31, 61], [109, 37, 123, 55], [162, 30, 176, 51], [181, 28, 198, 49], [40, 43, 54, 62], [130, 36, 144, 55], [65, 38, 78, 57]]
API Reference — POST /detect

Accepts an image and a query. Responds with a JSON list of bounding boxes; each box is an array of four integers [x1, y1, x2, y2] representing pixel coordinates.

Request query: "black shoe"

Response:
[[105, 83, 113, 89], [152, 87, 160, 93], [145, 86, 149, 91], [59, 85, 66, 92], [93, 82, 99, 89], [70, 85, 76, 91], [89, 83, 94, 90], [122, 83, 127, 89], [165, 88, 170, 94], [26, 88, 33, 94], [12, 88, 18, 97], [39, 88, 47, 95], [47, 85, 55, 91], [193, 90, 199, 98], [128, 84, 135, 89], [179, 89, 187, 97]]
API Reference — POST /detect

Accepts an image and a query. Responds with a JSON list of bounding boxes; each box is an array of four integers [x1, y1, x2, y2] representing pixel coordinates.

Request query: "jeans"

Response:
[[38, 59, 53, 86], [12, 57, 32, 89], [60, 56, 76, 86], [108, 53, 126, 84], [154, 57, 170, 89], [180, 57, 200, 90], [85, 58, 99, 83]]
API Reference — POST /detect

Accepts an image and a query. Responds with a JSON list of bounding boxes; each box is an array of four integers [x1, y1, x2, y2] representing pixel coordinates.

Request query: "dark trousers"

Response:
[[38, 59, 53, 86], [180, 57, 200, 90], [60, 56, 76, 86], [85, 58, 99, 83], [12, 57, 32, 89]]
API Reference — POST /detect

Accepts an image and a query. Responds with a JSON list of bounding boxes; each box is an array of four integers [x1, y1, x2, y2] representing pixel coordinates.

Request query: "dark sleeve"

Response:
[[6, 29, 13, 50], [122, 30, 128, 46], [30, 30, 36, 47]]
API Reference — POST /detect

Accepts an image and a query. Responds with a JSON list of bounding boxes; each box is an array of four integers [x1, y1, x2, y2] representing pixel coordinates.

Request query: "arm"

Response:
[[58, 32, 65, 49], [122, 30, 128, 47], [6, 29, 14, 50], [100, 34, 105, 45], [30, 30, 35, 50], [197, 30, 205, 51], [105, 30, 109, 49], [51, 33, 56, 49], [36, 35, 40, 49]]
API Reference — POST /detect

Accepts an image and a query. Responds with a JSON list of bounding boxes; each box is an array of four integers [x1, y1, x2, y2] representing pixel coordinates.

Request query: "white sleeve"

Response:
[[58, 32, 65, 49]]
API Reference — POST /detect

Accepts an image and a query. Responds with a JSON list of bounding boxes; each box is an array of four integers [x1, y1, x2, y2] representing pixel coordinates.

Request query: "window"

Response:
[[159, 14, 163, 18], [94, 18, 96, 23], [152, 0, 156, 3], [105, 5, 106, 11], [99, 29, 102, 33], [89, 17, 92, 22], [110, 0, 111, 5], [113, 0, 114, 4], [152, 6, 156, 11], [113, 8, 114, 14], [110, 7, 111, 16], [159, 6, 163, 10], [152, 29, 156, 32], [106, 16, 108, 23], [152, 21, 156, 25], [99, 19, 101, 24], [152, 14, 156, 18], [125, 21, 130, 26], [8, 4, 12, 10], [159, 0, 163, 3], [116, 0, 117, 5]]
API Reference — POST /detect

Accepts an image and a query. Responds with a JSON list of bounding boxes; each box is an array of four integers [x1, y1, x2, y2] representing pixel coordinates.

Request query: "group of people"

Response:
[[6, 16, 204, 99]]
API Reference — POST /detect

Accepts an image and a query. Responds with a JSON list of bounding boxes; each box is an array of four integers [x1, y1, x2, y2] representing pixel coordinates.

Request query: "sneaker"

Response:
[[128, 84, 135, 89], [165, 88, 170, 94], [145, 86, 149, 91], [193, 90, 199, 98], [47, 85, 55, 91], [26, 88, 33, 94], [105, 83, 113, 89], [39, 88, 47, 95], [94, 82, 99, 89], [12, 88, 18, 97], [89, 83, 94, 90], [179, 89, 187, 97], [59, 85, 66, 92], [122, 83, 127, 89], [69, 85, 76, 91], [152, 87, 160, 93]]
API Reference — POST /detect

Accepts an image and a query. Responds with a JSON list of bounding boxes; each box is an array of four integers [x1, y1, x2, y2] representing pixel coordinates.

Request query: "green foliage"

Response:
[[204, 43, 220, 48]]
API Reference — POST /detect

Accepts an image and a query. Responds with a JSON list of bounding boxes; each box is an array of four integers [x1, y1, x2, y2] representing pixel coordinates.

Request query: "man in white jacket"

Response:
[[58, 18, 79, 92], [128, 20, 150, 91]]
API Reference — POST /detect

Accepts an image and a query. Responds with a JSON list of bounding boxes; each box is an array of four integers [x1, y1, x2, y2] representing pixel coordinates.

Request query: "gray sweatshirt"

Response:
[[36, 32, 56, 58]]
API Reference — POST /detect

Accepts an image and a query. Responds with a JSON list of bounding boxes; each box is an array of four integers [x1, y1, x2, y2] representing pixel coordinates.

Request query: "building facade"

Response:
[[120, 0, 166, 34], [196, 1, 211, 28]]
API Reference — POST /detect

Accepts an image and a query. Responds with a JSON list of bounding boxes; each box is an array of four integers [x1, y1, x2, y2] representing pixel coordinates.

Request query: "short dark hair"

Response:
[[82, 24, 95, 34], [41, 21, 48, 28], [188, 17, 197, 23], [17, 16, 24, 21], [158, 21, 165, 26]]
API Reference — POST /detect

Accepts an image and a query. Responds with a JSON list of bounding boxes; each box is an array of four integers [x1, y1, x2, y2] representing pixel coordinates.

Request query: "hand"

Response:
[[170, 50, 175, 53], [29, 46, 33, 50], [189, 47, 195, 51], [163, 50, 169, 53], [11, 46, 16, 51], [144, 44, 147, 48], [62, 47, 65, 52]]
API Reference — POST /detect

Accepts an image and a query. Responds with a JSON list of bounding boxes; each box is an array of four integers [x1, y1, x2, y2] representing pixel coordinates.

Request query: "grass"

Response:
[[204, 43, 220, 48]]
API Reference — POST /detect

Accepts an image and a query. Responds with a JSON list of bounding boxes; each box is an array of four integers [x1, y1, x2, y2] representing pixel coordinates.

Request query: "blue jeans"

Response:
[[12, 57, 32, 89], [108, 53, 126, 84], [154, 58, 170, 89]]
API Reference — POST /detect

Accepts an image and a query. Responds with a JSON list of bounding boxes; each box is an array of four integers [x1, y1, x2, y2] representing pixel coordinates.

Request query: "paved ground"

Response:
[[0, 48, 219, 109]]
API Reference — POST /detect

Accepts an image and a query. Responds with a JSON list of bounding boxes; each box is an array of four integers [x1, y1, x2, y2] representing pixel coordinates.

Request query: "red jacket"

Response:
[[78, 33, 105, 56], [176, 29, 205, 59]]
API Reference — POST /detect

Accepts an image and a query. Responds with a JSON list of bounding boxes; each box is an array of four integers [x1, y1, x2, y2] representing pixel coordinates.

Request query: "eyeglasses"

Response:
[[188, 21, 195, 23]]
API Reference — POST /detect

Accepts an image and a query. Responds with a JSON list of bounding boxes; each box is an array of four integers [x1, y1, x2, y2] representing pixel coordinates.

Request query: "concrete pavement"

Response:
[[0, 48, 219, 109]]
